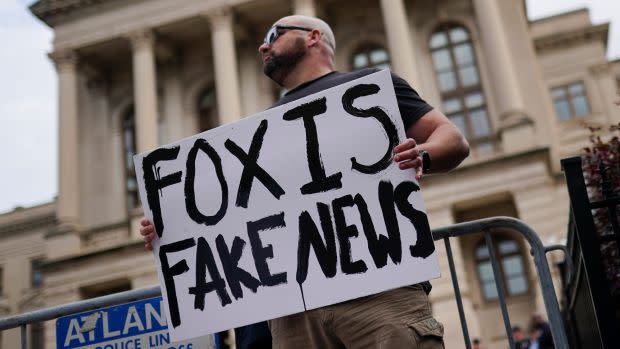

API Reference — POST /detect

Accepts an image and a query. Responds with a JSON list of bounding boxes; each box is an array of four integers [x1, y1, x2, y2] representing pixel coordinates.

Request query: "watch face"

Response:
[[422, 150, 431, 173]]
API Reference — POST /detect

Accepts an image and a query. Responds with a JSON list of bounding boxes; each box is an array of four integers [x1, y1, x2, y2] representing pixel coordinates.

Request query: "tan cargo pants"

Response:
[[269, 284, 444, 349]]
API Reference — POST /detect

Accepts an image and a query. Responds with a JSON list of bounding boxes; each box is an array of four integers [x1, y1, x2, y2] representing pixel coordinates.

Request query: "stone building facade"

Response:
[[0, 0, 619, 347]]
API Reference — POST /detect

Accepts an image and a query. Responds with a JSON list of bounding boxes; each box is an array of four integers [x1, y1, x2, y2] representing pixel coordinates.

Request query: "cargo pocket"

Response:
[[409, 317, 445, 349]]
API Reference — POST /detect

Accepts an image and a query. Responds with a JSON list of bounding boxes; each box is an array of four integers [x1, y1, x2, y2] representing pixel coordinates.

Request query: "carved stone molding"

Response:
[[155, 39, 180, 65], [0, 214, 56, 236], [203, 6, 234, 31], [534, 23, 608, 54], [499, 109, 533, 130], [46, 220, 81, 238], [126, 29, 155, 51], [589, 62, 611, 76], [31, 0, 107, 24], [48, 50, 78, 72]]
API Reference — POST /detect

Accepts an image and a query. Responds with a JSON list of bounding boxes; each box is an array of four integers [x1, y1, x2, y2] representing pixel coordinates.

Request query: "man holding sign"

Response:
[[140, 15, 468, 349]]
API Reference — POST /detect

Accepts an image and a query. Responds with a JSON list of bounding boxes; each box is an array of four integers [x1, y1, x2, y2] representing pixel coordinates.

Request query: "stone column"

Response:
[[46, 50, 82, 259], [162, 65, 186, 142], [51, 50, 80, 228], [128, 29, 159, 152], [293, 0, 315, 16], [239, 52, 264, 116], [379, 0, 418, 83], [205, 8, 242, 124], [473, 0, 527, 128]]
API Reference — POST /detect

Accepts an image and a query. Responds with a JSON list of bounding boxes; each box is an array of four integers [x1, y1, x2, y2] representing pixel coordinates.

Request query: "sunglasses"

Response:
[[263, 25, 313, 45]]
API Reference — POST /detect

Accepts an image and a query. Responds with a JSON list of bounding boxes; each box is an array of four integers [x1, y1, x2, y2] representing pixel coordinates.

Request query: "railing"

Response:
[[433, 217, 569, 349], [0, 217, 569, 349], [561, 156, 620, 348]]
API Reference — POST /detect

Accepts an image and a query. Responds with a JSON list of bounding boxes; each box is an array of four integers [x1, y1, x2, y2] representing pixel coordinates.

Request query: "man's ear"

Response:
[[307, 29, 322, 47]]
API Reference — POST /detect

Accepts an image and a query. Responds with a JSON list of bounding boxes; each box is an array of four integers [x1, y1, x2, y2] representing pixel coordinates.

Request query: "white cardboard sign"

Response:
[[133, 70, 440, 342]]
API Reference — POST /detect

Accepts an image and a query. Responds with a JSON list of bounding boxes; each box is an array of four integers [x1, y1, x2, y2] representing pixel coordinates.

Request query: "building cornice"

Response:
[[534, 23, 609, 53], [0, 214, 56, 236], [528, 7, 589, 25], [30, 0, 109, 24]]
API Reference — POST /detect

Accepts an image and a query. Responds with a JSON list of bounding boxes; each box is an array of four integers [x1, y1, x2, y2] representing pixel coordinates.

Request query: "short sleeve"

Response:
[[391, 73, 433, 130]]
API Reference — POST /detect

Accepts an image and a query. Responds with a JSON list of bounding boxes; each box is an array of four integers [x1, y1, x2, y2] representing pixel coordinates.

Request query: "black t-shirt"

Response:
[[271, 68, 434, 131]]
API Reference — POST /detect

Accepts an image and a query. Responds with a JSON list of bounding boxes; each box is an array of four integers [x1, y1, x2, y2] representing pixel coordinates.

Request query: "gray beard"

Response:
[[263, 38, 306, 86]]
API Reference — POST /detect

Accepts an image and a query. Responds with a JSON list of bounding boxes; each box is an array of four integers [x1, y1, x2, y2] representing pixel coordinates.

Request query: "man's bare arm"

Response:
[[394, 108, 469, 179]]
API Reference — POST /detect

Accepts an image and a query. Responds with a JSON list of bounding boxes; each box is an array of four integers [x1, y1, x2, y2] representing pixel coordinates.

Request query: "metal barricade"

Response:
[[434, 216, 569, 349], [0, 217, 569, 349]]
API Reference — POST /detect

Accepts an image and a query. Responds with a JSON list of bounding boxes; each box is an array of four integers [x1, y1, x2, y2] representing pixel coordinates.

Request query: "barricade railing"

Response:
[[433, 216, 569, 349], [0, 216, 569, 349]]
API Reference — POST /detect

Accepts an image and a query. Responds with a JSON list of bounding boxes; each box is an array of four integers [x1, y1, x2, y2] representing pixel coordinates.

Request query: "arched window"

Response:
[[475, 235, 529, 301], [351, 45, 390, 70], [122, 106, 139, 212], [198, 87, 217, 132], [430, 24, 494, 156]]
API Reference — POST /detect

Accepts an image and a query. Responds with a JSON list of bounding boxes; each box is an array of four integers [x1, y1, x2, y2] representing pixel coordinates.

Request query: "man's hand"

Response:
[[394, 138, 424, 180], [140, 217, 157, 251]]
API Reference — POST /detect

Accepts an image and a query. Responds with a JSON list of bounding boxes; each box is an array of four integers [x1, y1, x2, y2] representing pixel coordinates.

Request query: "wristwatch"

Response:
[[420, 150, 431, 174]]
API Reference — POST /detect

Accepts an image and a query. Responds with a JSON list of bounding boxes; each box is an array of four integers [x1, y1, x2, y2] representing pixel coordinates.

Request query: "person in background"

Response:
[[531, 314, 554, 349], [512, 326, 531, 349], [528, 326, 541, 349]]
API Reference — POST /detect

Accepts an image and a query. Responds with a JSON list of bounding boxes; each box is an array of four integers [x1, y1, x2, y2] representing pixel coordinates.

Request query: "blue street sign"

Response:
[[56, 297, 215, 349]]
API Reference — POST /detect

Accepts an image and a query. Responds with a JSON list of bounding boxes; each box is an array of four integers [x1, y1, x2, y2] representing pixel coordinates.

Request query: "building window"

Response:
[[551, 82, 591, 120], [198, 87, 217, 132], [475, 235, 529, 301], [430, 24, 494, 156], [122, 107, 140, 212], [351, 45, 390, 70], [31, 259, 43, 289]]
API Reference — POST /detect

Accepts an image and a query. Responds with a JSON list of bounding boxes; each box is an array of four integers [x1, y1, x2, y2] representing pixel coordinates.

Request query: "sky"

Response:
[[0, 0, 619, 214]]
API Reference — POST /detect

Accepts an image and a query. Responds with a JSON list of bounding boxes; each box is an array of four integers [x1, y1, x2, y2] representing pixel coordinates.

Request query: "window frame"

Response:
[[121, 106, 140, 214], [429, 23, 496, 155], [197, 86, 217, 132], [350, 44, 391, 70], [31, 259, 43, 289], [474, 234, 530, 302], [550, 81, 591, 120]]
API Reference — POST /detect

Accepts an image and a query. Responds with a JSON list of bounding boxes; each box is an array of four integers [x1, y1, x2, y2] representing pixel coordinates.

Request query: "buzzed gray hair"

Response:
[[279, 15, 336, 52]]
